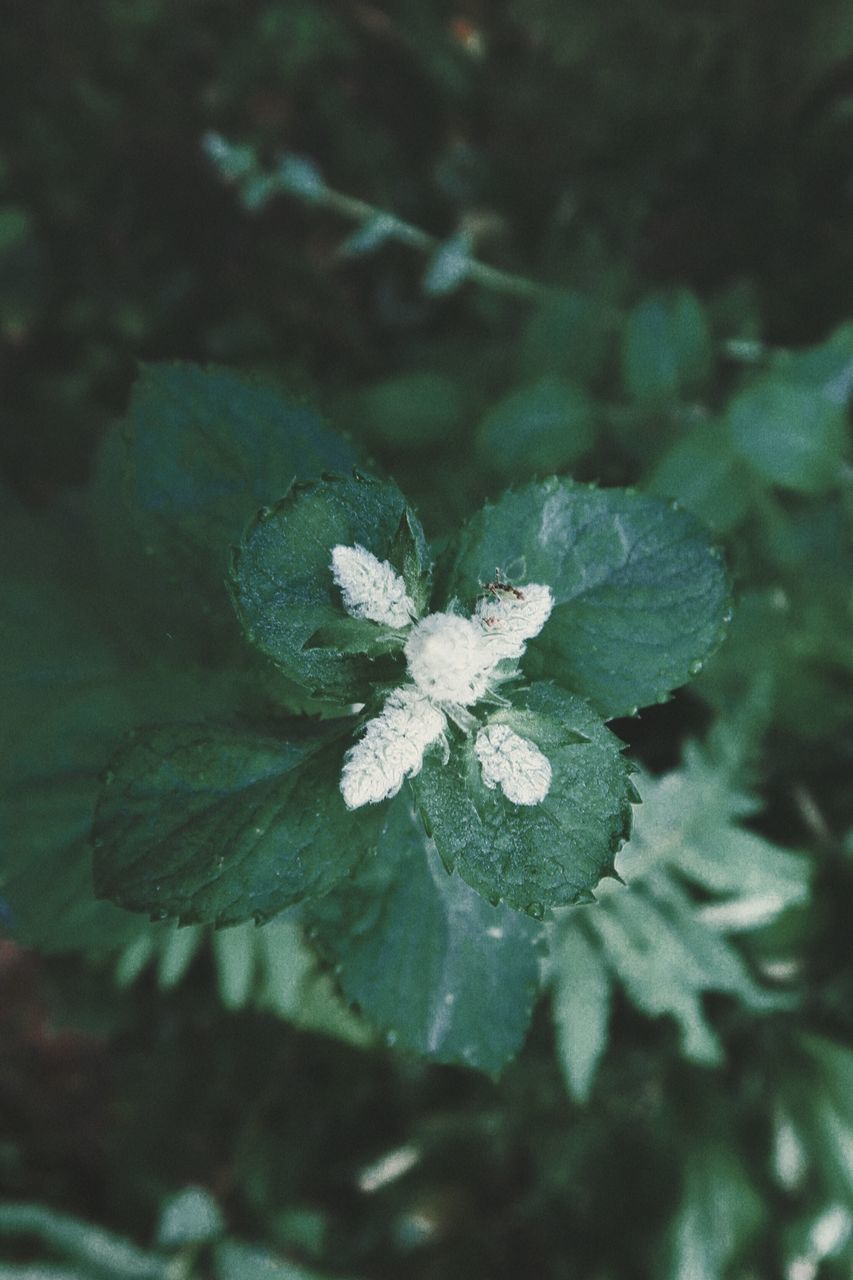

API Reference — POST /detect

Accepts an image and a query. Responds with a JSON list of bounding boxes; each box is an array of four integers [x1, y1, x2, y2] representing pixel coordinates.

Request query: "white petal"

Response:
[[340, 687, 446, 809], [475, 723, 552, 805], [331, 543, 415, 628], [475, 582, 554, 660]]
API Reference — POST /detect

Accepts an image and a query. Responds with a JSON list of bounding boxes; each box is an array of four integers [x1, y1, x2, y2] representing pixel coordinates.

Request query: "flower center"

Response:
[[404, 613, 492, 706]]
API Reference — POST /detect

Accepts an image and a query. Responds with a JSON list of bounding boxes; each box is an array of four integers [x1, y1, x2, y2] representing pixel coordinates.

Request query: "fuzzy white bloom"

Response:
[[332, 544, 555, 809], [340, 687, 446, 809], [474, 582, 554, 660], [331, 543, 415, 627], [405, 613, 493, 705], [475, 724, 552, 805]]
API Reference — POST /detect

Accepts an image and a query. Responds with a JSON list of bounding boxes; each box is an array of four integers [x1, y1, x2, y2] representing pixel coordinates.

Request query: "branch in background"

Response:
[[201, 132, 560, 304], [202, 134, 788, 367]]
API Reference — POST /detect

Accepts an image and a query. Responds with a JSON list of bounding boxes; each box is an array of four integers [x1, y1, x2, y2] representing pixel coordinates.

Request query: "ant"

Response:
[[484, 568, 525, 601], [480, 569, 525, 627]]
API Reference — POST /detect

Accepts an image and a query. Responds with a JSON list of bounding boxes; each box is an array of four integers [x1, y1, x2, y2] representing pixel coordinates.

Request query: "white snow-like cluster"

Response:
[[340, 686, 446, 809], [474, 723, 552, 806], [331, 543, 416, 628], [332, 543, 555, 810]]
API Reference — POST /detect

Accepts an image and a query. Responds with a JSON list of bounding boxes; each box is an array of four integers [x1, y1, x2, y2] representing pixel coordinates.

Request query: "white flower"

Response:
[[332, 544, 554, 809]]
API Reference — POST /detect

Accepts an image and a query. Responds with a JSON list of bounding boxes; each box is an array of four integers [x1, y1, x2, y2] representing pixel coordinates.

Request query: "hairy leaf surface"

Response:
[[413, 682, 633, 913], [109, 362, 356, 579], [307, 798, 540, 1073], [94, 721, 380, 926], [229, 472, 429, 699], [443, 477, 730, 717]]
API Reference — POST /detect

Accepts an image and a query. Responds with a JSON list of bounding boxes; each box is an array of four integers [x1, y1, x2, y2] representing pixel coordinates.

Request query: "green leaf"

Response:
[[93, 721, 383, 927], [303, 617, 408, 658], [115, 933, 157, 988], [622, 289, 712, 407], [389, 506, 432, 618], [662, 1147, 764, 1280], [698, 574, 853, 740], [307, 797, 540, 1073], [669, 289, 714, 395], [214, 1240, 352, 1280], [0, 1203, 166, 1280], [276, 152, 326, 200], [348, 372, 464, 450], [254, 918, 373, 1047], [212, 925, 256, 1009], [476, 377, 597, 479], [727, 373, 848, 493], [156, 924, 204, 990], [774, 320, 853, 403], [549, 923, 612, 1102], [156, 1187, 224, 1249], [649, 423, 754, 533], [554, 723, 806, 1075], [0, 1263, 89, 1278], [229, 471, 429, 700], [586, 875, 778, 1065], [202, 132, 259, 182], [443, 477, 730, 718], [90, 363, 358, 657], [114, 915, 372, 1047], [422, 229, 473, 296], [413, 682, 633, 913], [0, 654, 244, 953], [794, 1036, 853, 1201], [0, 494, 243, 952], [623, 734, 811, 918], [520, 290, 612, 386]]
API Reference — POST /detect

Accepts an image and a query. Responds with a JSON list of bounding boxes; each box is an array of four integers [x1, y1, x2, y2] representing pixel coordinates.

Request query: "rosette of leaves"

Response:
[[75, 366, 731, 1072]]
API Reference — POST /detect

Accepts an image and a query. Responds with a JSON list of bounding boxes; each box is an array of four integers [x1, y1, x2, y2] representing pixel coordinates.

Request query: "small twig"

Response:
[[308, 185, 556, 302], [203, 133, 558, 305]]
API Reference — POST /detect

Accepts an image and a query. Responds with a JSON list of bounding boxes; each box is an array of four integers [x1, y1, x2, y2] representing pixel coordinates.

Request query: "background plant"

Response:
[[1, 3, 851, 1278]]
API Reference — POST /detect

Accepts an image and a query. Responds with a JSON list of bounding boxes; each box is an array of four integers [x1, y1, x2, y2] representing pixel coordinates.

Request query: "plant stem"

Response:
[[315, 186, 555, 302]]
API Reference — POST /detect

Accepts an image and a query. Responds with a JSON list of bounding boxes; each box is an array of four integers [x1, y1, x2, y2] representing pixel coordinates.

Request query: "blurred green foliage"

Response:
[[1, 2, 852, 1278]]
